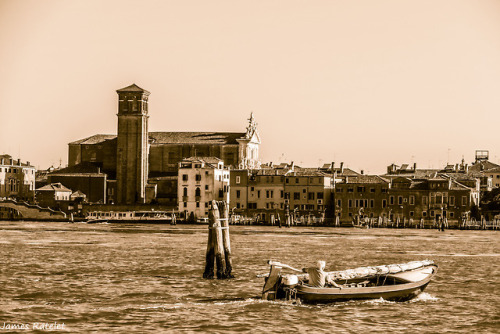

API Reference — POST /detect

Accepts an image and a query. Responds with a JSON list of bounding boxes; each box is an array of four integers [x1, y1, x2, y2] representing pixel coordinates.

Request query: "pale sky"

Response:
[[1, 0, 499, 174]]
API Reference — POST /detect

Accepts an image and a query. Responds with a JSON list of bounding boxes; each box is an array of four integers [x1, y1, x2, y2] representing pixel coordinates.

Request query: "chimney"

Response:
[[361, 170, 364, 175], [455, 164, 459, 171], [17, 158, 21, 165], [27, 161, 30, 166], [413, 163, 417, 172], [340, 162, 344, 173]]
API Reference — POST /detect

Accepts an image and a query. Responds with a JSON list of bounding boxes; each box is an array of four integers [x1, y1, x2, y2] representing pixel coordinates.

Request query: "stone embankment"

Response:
[[0, 199, 66, 220]]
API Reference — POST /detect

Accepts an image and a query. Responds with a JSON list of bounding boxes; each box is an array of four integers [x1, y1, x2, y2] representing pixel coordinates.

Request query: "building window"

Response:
[[308, 192, 314, 200], [409, 196, 415, 205], [381, 188, 387, 193], [295, 178, 299, 183], [450, 196, 455, 206], [422, 211, 427, 217], [236, 202, 240, 209], [280, 190, 284, 198], [196, 202, 200, 208], [410, 211, 414, 217], [195, 174, 201, 181], [205, 202, 208, 208], [317, 192, 323, 199], [183, 187, 188, 197], [294, 192, 300, 200], [236, 176, 240, 184], [195, 188, 201, 197], [382, 199, 387, 208], [257, 190, 261, 198], [205, 185, 209, 190], [422, 196, 428, 205], [348, 199, 352, 208], [183, 202, 187, 208], [337, 199, 341, 207], [236, 190, 240, 199], [398, 196, 403, 205], [347, 188, 354, 193], [462, 196, 467, 206], [251, 187, 254, 191], [182, 174, 188, 181], [370, 199, 374, 208], [390, 196, 394, 205], [336, 188, 343, 193], [370, 188, 376, 193], [450, 212, 454, 218], [357, 186, 365, 193], [430, 210, 434, 217]]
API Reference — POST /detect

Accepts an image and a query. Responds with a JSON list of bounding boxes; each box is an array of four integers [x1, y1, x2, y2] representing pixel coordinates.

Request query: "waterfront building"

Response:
[[46, 162, 107, 204], [66, 84, 260, 205], [230, 165, 334, 224], [35, 182, 73, 208], [0, 155, 36, 201], [177, 157, 230, 220], [230, 168, 287, 224], [386, 175, 478, 225], [334, 174, 390, 222]]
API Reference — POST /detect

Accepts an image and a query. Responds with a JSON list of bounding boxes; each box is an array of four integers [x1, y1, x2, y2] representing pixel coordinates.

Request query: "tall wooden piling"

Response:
[[219, 201, 234, 278], [203, 203, 216, 279], [203, 200, 231, 279]]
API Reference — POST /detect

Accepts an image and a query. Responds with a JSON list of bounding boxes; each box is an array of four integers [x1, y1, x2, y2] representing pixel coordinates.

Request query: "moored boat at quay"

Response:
[[86, 210, 175, 224], [261, 260, 437, 304]]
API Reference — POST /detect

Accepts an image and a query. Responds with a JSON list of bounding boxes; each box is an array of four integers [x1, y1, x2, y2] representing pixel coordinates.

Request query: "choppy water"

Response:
[[0, 222, 498, 333]]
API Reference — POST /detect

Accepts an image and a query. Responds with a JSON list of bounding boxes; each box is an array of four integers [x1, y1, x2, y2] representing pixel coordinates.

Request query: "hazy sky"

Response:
[[1, 0, 499, 174]]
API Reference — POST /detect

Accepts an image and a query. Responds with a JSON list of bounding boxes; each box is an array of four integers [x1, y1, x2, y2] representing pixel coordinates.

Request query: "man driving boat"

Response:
[[302, 260, 342, 288]]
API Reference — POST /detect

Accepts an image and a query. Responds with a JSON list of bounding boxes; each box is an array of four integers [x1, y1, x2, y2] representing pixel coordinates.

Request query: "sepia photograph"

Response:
[[0, 0, 499, 333]]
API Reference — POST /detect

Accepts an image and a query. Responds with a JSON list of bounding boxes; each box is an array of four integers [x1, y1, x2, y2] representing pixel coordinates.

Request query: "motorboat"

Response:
[[261, 260, 437, 303]]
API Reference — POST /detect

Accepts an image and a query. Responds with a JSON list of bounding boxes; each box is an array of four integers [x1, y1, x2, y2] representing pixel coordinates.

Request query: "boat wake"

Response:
[[409, 292, 439, 302]]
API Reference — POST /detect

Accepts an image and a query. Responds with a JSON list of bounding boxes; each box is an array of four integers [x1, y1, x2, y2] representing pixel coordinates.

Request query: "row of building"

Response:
[[1, 84, 499, 224], [178, 157, 487, 225]]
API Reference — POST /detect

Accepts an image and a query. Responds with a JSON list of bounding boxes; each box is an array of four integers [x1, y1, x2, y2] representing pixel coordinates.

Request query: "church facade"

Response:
[[67, 84, 260, 204]]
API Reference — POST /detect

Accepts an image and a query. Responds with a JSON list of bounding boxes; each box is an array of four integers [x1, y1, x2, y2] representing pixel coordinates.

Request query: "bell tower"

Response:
[[116, 84, 150, 204]]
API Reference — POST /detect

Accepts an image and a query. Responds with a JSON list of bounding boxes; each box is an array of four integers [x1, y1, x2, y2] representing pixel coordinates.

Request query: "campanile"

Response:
[[116, 84, 150, 204]]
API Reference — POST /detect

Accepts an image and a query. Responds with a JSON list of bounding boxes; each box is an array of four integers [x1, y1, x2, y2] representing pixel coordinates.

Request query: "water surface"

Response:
[[0, 222, 498, 333]]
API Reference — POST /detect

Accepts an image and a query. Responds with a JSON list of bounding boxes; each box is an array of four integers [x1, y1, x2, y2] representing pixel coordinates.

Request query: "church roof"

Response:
[[116, 83, 150, 94], [69, 134, 116, 145], [69, 132, 247, 146], [149, 132, 245, 145]]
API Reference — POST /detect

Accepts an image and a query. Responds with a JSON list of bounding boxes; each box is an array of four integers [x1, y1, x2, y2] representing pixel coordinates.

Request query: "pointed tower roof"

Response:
[[116, 83, 150, 94]]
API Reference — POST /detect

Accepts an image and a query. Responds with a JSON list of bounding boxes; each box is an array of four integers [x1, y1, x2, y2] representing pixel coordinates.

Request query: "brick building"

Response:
[[65, 84, 261, 205]]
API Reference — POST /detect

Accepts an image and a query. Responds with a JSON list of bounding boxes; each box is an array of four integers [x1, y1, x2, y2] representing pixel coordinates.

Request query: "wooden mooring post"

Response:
[[203, 200, 234, 279]]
